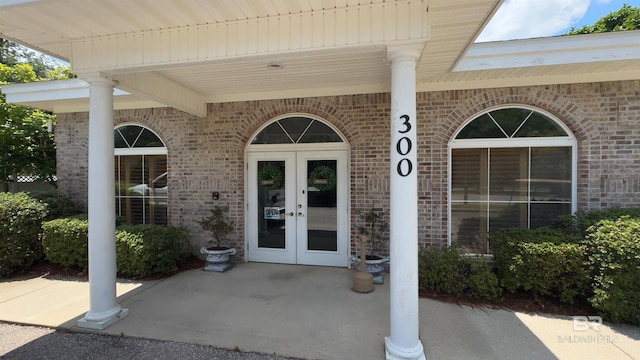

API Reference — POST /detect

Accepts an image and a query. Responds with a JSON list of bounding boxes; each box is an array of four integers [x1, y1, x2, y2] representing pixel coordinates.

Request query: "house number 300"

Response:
[[396, 114, 413, 177]]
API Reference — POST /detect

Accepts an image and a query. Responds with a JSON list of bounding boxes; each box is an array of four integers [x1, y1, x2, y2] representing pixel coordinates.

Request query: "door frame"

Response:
[[295, 150, 349, 266], [245, 147, 350, 266], [244, 115, 350, 267]]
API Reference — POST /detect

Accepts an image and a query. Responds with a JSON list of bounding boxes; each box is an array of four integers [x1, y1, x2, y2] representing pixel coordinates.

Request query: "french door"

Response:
[[246, 150, 348, 267]]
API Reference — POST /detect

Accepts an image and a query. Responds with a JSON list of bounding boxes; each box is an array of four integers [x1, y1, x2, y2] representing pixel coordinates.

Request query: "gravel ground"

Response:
[[0, 323, 303, 360]]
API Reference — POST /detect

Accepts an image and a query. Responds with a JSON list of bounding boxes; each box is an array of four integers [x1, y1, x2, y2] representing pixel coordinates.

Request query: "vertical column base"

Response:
[[78, 308, 129, 330], [385, 337, 426, 360]]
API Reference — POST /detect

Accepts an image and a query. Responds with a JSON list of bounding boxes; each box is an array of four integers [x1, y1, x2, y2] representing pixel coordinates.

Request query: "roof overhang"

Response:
[[1, 1, 639, 114], [419, 30, 640, 91], [1, 79, 165, 113], [0, 0, 502, 115]]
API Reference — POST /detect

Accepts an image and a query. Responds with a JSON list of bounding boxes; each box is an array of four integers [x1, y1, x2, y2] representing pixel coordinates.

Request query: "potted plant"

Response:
[[352, 234, 374, 293], [352, 207, 390, 284], [198, 205, 237, 272]]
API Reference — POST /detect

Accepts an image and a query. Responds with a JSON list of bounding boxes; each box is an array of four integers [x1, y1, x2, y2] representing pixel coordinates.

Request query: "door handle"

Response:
[[286, 212, 294, 216], [297, 212, 304, 217]]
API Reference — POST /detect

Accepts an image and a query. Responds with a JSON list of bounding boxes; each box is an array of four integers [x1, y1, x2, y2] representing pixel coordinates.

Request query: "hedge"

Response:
[[42, 218, 193, 278], [42, 217, 89, 268], [0, 192, 48, 276], [115, 224, 192, 278], [584, 216, 640, 325], [555, 207, 640, 238], [490, 228, 588, 304], [418, 246, 502, 300], [27, 191, 84, 221]]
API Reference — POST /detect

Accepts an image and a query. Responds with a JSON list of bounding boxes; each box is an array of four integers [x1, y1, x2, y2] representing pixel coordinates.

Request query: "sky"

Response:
[[476, 0, 637, 42]]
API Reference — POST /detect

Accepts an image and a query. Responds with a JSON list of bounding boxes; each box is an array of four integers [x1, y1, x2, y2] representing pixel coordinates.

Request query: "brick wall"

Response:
[[55, 80, 640, 254]]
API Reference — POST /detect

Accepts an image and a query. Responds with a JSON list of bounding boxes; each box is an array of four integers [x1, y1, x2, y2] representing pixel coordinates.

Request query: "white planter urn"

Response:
[[200, 247, 237, 272]]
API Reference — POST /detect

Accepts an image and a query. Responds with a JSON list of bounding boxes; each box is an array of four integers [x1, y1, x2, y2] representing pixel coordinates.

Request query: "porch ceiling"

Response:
[[0, 0, 499, 113]]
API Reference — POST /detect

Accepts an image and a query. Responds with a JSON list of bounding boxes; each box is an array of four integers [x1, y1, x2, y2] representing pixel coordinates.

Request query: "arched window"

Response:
[[251, 116, 344, 144], [114, 124, 168, 225], [449, 107, 576, 254]]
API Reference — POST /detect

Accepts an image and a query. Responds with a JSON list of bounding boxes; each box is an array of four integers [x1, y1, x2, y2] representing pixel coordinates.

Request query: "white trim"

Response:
[[296, 150, 349, 267], [245, 114, 351, 267], [458, 30, 640, 72], [449, 104, 576, 143], [1, 79, 166, 113], [112, 72, 207, 118], [69, 2, 429, 74], [447, 105, 578, 250], [114, 123, 167, 151], [450, 138, 574, 149], [114, 148, 167, 156], [245, 150, 350, 267], [246, 112, 350, 150]]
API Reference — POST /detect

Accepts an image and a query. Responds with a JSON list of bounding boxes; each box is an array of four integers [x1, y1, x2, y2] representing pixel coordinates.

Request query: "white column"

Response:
[[77, 74, 129, 330], [385, 45, 426, 360]]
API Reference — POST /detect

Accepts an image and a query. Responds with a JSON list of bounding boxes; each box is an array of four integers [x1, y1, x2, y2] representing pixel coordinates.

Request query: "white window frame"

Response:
[[114, 124, 168, 225], [447, 105, 578, 251]]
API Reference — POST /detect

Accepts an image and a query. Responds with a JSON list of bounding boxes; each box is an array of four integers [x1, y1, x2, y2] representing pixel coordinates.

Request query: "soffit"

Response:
[[0, 0, 498, 106]]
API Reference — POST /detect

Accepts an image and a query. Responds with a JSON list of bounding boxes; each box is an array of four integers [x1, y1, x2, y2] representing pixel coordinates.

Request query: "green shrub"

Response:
[[39, 218, 192, 278], [584, 216, 640, 325], [70, 213, 128, 227], [42, 217, 88, 268], [0, 192, 48, 276], [116, 224, 191, 278], [418, 247, 502, 300], [555, 207, 640, 238], [490, 228, 588, 304], [27, 191, 84, 220]]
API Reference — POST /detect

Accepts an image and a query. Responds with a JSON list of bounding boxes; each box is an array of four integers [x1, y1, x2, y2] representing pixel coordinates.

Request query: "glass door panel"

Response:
[[257, 160, 286, 249], [296, 151, 348, 267], [247, 152, 296, 264], [306, 160, 338, 251]]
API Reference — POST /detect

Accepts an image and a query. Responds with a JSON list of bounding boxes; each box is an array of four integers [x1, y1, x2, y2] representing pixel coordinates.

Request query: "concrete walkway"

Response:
[[1, 263, 639, 360]]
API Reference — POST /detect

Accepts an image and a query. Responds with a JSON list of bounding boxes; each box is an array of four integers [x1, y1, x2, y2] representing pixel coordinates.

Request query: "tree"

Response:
[[0, 38, 65, 79], [0, 39, 66, 191], [566, 4, 640, 35]]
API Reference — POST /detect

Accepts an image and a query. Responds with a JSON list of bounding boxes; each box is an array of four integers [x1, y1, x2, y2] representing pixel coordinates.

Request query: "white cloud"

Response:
[[476, 0, 590, 42]]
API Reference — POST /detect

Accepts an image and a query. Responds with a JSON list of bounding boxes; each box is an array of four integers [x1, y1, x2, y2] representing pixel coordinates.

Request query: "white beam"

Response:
[[1, 79, 167, 114], [457, 31, 640, 72], [113, 72, 207, 117], [70, 1, 429, 74], [418, 67, 640, 92]]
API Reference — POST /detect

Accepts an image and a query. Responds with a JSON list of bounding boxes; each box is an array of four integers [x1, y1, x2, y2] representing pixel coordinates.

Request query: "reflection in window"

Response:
[[114, 125, 167, 225], [257, 161, 286, 249], [450, 108, 575, 254]]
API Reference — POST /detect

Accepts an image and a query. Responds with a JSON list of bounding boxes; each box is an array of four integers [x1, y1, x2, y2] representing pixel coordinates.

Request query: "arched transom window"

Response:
[[114, 124, 168, 225], [449, 107, 576, 254], [251, 116, 344, 144]]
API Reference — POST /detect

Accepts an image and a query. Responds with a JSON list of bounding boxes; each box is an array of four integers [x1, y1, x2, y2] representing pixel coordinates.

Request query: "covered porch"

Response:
[[2, 1, 640, 359], [3, 263, 639, 359]]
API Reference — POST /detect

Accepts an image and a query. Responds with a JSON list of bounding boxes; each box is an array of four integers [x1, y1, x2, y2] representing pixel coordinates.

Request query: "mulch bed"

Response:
[[419, 288, 596, 316]]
